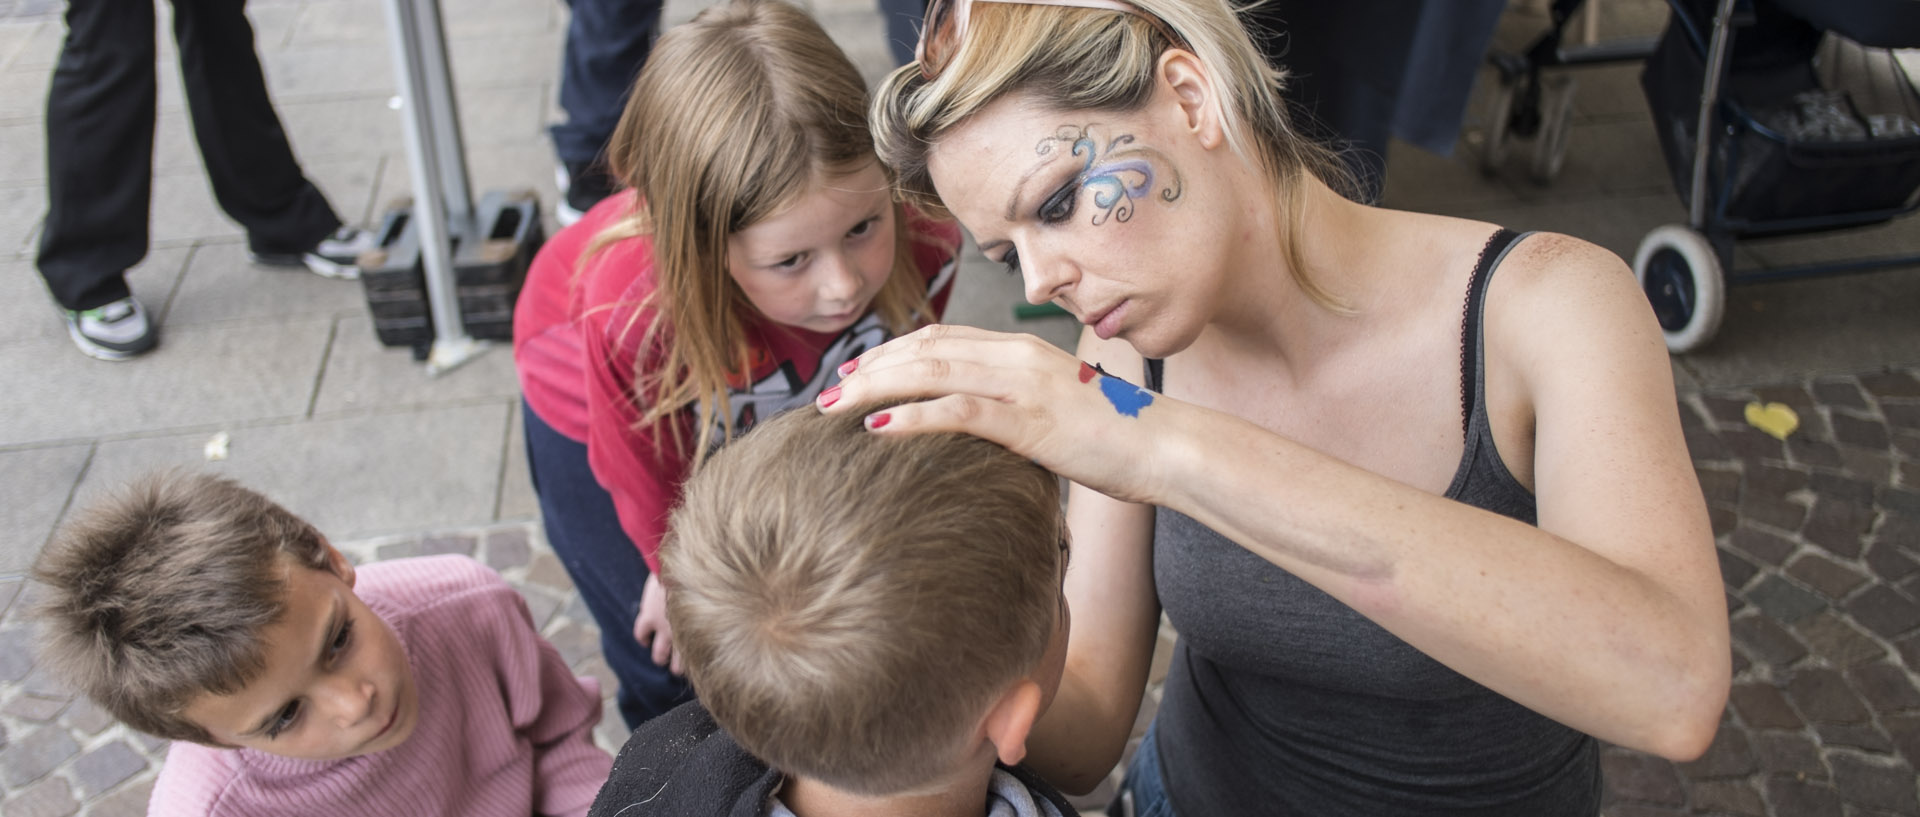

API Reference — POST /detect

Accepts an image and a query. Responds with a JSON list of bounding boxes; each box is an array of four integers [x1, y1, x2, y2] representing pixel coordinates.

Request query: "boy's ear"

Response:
[[322, 539, 355, 587], [982, 679, 1045, 767]]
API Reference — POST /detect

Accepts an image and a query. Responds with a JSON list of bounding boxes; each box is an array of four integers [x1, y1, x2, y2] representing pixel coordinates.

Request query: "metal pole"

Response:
[[381, 0, 485, 374], [405, 0, 476, 236], [1688, 0, 1739, 229]]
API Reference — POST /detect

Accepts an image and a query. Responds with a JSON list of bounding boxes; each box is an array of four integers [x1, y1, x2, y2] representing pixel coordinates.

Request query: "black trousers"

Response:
[[37, 0, 340, 311]]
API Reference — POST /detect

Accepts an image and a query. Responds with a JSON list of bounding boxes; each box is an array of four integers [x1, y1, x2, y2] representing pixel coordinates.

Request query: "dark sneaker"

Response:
[[62, 297, 158, 361], [250, 226, 379, 279], [556, 160, 617, 227]]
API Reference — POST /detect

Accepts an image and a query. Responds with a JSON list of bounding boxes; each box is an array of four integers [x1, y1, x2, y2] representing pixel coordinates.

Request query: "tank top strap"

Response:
[[1460, 229, 1528, 436]]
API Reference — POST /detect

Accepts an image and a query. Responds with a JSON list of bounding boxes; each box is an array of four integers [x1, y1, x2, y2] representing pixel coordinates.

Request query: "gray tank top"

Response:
[[1143, 230, 1599, 815]]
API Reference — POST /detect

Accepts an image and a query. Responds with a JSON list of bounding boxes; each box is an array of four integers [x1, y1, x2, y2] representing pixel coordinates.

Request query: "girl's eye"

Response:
[[1000, 248, 1022, 277], [773, 254, 804, 270], [1038, 185, 1077, 224], [847, 217, 878, 237], [266, 701, 301, 739]]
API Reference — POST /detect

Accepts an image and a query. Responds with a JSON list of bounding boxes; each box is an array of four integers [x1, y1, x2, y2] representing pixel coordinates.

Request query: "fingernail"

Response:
[[866, 412, 891, 430], [838, 359, 859, 376], [818, 385, 841, 408]]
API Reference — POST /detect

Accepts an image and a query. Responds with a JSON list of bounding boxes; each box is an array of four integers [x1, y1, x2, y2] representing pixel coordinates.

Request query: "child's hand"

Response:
[[633, 573, 684, 675]]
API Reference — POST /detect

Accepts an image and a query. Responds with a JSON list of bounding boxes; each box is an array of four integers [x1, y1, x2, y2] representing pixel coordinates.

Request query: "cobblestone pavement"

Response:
[[1601, 366, 1920, 817]]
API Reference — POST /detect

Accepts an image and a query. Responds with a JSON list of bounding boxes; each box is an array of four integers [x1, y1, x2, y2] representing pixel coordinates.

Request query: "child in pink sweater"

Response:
[[31, 472, 612, 816]]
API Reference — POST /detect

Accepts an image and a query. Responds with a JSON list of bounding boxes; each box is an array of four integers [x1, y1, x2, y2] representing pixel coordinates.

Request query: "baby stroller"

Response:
[[1633, 0, 1920, 352]]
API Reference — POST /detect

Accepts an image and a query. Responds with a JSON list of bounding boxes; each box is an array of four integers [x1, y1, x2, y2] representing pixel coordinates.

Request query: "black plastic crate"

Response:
[[358, 190, 545, 358]]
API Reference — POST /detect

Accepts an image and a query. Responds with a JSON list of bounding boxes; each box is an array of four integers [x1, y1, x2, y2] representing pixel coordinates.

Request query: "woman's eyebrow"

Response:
[[1005, 153, 1063, 221]]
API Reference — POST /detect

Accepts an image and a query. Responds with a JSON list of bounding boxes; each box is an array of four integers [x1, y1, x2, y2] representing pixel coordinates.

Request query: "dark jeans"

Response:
[[522, 399, 693, 730], [1112, 721, 1179, 817], [37, 0, 340, 311], [550, 0, 662, 166], [879, 0, 924, 66]]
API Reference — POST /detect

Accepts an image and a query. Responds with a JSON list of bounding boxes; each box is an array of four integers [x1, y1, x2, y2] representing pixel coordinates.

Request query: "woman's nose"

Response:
[[1021, 249, 1073, 305]]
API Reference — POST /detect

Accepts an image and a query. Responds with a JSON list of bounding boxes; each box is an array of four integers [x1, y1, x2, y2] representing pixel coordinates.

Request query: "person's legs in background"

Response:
[[878, 0, 923, 67], [171, 0, 374, 280], [523, 400, 693, 730], [551, 0, 661, 225], [37, 0, 161, 360]]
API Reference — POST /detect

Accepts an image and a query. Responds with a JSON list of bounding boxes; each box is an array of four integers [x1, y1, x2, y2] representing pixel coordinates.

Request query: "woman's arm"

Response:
[[827, 243, 1728, 760], [1022, 332, 1163, 795]]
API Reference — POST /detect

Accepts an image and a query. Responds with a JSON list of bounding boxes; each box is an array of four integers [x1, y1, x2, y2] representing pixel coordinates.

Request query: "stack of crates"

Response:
[[358, 189, 545, 359]]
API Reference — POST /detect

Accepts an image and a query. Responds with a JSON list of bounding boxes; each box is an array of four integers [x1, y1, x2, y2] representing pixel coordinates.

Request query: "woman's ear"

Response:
[[1158, 49, 1224, 150], [981, 679, 1045, 767]]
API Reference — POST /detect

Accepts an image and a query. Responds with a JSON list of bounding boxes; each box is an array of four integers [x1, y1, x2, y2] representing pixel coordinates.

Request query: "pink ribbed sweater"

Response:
[[147, 555, 613, 816]]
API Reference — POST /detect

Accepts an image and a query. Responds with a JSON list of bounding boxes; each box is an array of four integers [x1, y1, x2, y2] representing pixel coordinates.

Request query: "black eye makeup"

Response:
[[1038, 182, 1079, 225], [1000, 247, 1023, 277]]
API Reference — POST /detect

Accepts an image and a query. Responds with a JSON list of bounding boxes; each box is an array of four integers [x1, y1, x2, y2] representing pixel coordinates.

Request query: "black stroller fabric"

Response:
[[1643, 0, 1920, 230]]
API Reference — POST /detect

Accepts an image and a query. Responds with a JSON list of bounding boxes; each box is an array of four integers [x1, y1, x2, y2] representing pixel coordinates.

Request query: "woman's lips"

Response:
[[1090, 301, 1127, 340]]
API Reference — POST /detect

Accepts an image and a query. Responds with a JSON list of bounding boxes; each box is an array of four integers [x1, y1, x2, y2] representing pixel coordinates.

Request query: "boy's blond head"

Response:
[[664, 406, 1063, 795], [31, 471, 331, 744]]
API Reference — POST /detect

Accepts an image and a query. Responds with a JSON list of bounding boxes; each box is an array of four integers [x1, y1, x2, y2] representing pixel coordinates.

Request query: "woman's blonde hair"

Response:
[[872, 0, 1357, 310], [590, 0, 938, 458]]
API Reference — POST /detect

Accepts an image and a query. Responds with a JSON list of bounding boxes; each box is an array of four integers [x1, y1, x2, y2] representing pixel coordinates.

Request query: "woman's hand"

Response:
[[818, 324, 1168, 504], [632, 573, 684, 676]]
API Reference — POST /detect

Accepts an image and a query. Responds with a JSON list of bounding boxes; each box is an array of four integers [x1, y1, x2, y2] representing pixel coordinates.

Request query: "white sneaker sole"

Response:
[[64, 323, 153, 361]]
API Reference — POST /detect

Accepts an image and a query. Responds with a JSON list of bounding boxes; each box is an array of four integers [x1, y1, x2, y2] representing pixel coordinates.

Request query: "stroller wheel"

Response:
[[1480, 73, 1519, 175], [1632, 225, 1725, 354], [1529, 75, 1577, 184]]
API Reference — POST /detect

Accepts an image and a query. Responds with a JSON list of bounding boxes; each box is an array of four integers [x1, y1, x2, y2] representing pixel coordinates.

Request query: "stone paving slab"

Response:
[[75, 402, 514, 542], [160, 242, 365, 328], [0, 319, 333, 447], [0, 444, 87, 575], [311, 314, 521, 416], [1673, 268, 1920, 390]]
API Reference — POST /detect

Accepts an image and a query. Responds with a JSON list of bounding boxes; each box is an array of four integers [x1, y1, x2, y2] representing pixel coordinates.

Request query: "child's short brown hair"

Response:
[[32, 470, 331, 744], [663, 406, 1064, 795]]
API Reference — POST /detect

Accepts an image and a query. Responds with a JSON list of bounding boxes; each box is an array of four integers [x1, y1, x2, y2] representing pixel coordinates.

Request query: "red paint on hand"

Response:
[[838, 359, 859, 377], [1078, 362, 1099, 383], [866, 412, 892, 430], [817, 385, 841, 408]]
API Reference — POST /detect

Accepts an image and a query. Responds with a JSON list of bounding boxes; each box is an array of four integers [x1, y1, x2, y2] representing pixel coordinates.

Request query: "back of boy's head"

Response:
[[31, 470, 330, 744], [664, 407, 1064, 795]]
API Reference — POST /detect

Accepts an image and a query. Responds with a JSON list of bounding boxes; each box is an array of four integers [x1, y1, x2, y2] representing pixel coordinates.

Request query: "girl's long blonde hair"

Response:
[[589, 0, 937, 459], [872, 0, 1357, 311]]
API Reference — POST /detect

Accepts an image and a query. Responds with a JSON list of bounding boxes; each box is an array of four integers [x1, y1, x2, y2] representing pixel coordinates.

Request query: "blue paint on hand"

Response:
[[1098, 375, 1155, 417]]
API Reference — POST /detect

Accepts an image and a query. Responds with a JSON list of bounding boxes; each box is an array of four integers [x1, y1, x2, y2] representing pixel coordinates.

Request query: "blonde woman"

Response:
[[822, 0, 1731, 813], [512, 0, 959, 731]]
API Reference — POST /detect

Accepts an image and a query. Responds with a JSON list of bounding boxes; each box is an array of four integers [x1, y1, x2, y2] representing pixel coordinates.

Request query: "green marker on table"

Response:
[[1012, 302, 1071, 320]]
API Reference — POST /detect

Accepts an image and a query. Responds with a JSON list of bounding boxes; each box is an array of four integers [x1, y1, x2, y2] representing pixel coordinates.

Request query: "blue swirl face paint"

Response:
[[1036, 126, 1184, 226]]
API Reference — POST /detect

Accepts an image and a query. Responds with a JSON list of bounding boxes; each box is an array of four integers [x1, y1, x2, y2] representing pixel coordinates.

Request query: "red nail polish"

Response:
[[838, 359, 859, 376], [866, 412, 891, 430], [818, 386, 841, 408]]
